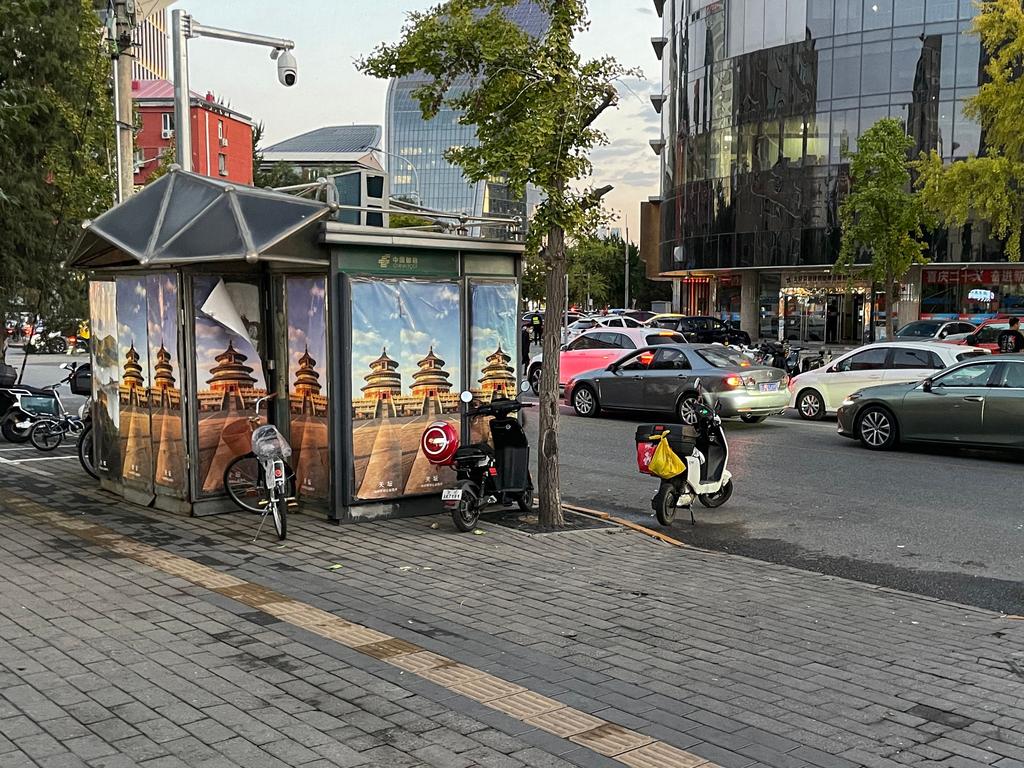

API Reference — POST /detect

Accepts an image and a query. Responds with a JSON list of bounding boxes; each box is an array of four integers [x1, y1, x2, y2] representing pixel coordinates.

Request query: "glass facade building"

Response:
[[385, 2, 548, 230], [653, 0, 1017, 342]]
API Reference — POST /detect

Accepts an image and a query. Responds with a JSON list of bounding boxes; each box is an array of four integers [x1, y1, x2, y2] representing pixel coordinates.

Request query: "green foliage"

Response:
[[0, 0, 115, 350], [145, 144, 175, 184], [914, 0, 1024, 262], [838, 119, 931, 335], [565, 236, 670, 310], [251, 122, 303, 188], [389, 212, 434, 228]]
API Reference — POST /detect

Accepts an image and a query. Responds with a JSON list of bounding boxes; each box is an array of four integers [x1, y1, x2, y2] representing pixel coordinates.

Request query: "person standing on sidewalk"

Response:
[[520, 322, 532, 373], [531, 313, 542, 344], [998, 317, 1024, 353]]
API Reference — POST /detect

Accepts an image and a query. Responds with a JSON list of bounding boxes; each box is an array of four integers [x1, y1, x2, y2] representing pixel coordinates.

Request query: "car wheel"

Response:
[[856, 406, 898, 451], [676, 394, 699, 426], [797, 389, 825, 421], [528, 366, 541, 394], [571, 385, 600, 417], [740, 414, 767, 424]]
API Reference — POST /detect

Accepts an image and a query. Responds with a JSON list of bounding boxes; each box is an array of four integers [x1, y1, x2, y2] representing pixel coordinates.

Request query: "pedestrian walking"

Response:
[[531, 313, 542, 344], [997, 316, 1024, 353]]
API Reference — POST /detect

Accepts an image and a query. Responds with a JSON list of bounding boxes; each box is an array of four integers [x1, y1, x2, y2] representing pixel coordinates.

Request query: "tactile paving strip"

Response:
[[8, 491, 723, 768]]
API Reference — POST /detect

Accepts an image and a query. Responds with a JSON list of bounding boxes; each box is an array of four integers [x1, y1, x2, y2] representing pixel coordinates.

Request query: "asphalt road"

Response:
[[524, 396, 1024, 615]]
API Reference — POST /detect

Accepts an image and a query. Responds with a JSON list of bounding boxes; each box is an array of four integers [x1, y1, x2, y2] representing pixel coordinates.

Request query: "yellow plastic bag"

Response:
[[647, 433, 685, 479]]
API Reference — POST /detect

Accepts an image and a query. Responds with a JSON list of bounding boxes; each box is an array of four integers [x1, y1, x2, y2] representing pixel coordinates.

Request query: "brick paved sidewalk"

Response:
[[1, 465, 1022, 768]]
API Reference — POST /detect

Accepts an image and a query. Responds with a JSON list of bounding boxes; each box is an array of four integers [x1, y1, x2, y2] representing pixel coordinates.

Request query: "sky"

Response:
[[177, 1, 661, 228]]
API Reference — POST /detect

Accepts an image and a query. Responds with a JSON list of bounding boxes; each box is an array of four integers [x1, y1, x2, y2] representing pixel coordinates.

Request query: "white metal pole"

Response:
[[624, 215, 630, 309], [171, 10, 192, 171]]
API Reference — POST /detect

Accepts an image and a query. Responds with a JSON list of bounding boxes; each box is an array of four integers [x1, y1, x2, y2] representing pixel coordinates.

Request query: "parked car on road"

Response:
[[837, 353, 1024, 450], [564, 314, 646, 342], [788, 341, 989, 420], [565, 343, 789, 424], [894, 319, 976, 341], [526, 327, 685, 393], [649, 315, 752, 346]]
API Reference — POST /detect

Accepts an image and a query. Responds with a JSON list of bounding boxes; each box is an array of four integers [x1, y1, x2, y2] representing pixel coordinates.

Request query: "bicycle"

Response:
[[77, 400, 97, 479], [27, 371, 86, 451], [222, 394, 295, 541]]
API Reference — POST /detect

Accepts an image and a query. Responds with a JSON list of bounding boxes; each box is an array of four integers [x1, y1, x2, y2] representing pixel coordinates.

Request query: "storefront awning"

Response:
[[70, 168, 333, 269]]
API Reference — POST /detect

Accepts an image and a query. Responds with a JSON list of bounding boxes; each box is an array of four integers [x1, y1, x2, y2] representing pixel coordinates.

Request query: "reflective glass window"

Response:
[[834, 0, 863, 34], [728, 0, 745, 57], [863, 0, 893, 30], [764, 0, 787, 47], [831, 108, 859, 162], [815, 48, 833, 102], [736, 122, 757, 174], [782, 116, 805, 164], [758, 121, 783, 170], [953, 100, 980, 159], [894, 0, 925, 25], [861, 40, 892, 94], [926, 0, 957, 22], [891, 36, 924, 92], [833, 46, 862, 98], [745, 0, 765, 53], [938, 100, 954, 158], [860, 106, 889, 137], [806, 113, 830, 164], [787, 0, 807, 42], [940, 34, 957, 88], [807, 0, 834, 36], [956, 34, 980, 87]]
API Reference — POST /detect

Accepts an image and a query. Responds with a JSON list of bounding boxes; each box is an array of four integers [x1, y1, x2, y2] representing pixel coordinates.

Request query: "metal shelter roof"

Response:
[[70, 168, 333, 269]]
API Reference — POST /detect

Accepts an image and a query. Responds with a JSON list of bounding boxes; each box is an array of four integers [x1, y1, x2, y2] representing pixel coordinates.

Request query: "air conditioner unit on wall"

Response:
[[161, 129, 174, 139], [219, 137, 228, 147]]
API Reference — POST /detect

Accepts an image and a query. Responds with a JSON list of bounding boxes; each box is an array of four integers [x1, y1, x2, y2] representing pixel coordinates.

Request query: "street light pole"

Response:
[[371, 147, 422, 204], [624, 213, 630, 310], [171, 10, 295, 173]]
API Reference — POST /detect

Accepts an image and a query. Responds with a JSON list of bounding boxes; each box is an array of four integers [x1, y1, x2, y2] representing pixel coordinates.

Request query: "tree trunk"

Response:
[[537, 224, 566, 528], [885, 272, 896, 340]]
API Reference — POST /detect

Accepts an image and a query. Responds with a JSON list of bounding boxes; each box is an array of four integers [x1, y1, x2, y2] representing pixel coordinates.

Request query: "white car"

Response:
[[787, 340, 990, 420], [564, 315, 645, 342]]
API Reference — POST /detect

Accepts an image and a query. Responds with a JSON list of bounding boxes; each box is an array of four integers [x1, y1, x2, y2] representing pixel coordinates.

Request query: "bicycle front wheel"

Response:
[[271, 502, 287, 540], [30, 419, 64, 451], [223, 453, 268, 513]]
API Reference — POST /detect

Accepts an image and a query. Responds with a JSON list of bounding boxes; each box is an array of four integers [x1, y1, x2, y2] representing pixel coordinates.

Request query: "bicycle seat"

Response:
[[251, 425, 292, 460]]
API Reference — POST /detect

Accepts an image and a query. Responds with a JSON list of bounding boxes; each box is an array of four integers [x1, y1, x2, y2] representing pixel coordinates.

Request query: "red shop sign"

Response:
[[924, 268, 1024, 285]]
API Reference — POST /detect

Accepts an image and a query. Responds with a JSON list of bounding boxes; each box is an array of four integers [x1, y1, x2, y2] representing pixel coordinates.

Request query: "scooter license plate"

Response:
[[441, 489, 463, 502], [759, 382, 779, 392]]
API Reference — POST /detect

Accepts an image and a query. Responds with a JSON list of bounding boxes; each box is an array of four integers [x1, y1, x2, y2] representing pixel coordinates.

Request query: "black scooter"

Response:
[[0, 363, 83, 443], [421, 390, 534, 532]]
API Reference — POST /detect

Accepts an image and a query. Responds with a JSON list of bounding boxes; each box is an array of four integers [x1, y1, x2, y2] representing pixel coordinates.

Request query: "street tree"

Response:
[[0, 0, 115, 362], [915, 0, 1024, 262], [359, 0, 634, 526], [836, 118, 931, 338]]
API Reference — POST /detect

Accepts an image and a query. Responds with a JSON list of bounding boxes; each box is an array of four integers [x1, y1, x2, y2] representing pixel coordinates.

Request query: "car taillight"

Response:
[[724, 375, 742, 388]]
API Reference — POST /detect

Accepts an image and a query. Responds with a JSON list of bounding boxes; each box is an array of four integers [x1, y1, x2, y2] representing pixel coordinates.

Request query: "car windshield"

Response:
[[896, 321, 943, 337], [695, 347, 750, 369]]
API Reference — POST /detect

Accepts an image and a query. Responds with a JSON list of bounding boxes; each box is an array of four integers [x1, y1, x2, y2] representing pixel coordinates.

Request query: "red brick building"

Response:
[[132, 79, 254, 187]]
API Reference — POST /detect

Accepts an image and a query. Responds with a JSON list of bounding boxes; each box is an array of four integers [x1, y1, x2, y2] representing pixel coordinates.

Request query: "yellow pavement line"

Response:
[[562, 502, 689, 548], [4, 492, 719, 768]]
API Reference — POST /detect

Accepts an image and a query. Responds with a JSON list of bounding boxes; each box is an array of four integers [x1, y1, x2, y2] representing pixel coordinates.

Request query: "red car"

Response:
[[942, 316, 1016, 353], [526, 327, 686, 393]]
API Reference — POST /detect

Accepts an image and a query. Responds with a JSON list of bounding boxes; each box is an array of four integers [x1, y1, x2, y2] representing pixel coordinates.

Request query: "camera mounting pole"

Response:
[[171, 9, 295, 172]]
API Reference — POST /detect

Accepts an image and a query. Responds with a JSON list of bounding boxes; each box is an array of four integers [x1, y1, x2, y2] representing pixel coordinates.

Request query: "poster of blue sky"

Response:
[[350, 279, 461, 397], [470, 281, 518, 391]]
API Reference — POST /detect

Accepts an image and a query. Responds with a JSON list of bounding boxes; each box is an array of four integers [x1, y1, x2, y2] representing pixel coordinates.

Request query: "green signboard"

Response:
[[336, 247, 459, 277]]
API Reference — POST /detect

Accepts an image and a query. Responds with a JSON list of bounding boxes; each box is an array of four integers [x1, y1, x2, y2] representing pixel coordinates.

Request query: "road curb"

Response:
[[562, 502, 690, 548]]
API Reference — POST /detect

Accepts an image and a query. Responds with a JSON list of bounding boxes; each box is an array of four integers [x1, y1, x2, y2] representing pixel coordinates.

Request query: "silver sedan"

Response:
[[564, 344, 790, 424]]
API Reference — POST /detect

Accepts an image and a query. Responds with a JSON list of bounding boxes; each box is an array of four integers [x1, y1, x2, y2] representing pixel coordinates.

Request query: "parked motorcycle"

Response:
[[77, 399, 97, 479], [0, 362, 86, 443], [800, 347, 833, 373], [638, 379, 734, 527], [420, 388, 534, 532]]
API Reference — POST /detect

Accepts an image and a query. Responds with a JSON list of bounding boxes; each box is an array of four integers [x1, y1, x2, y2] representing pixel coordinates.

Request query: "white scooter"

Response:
[[647, 379, 734, 526]]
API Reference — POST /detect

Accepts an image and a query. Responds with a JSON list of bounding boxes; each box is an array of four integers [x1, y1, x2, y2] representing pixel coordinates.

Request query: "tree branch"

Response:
[[582, 85, 618, 128]]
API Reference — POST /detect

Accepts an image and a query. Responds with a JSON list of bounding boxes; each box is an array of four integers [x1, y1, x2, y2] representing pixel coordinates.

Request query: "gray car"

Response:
[[564, 343, 790, 424], [837, 353, 1024, 450]]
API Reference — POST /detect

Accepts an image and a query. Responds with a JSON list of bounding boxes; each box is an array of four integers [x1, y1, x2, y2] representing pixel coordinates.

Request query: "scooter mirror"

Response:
[[520, 378, 530, 393], [460, 390, 474, 404], [60, 363, 73, 371]]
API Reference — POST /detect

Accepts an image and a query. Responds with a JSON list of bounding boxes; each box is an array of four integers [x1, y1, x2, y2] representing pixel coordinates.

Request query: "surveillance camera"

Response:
[[275, 50, 297, 87]]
